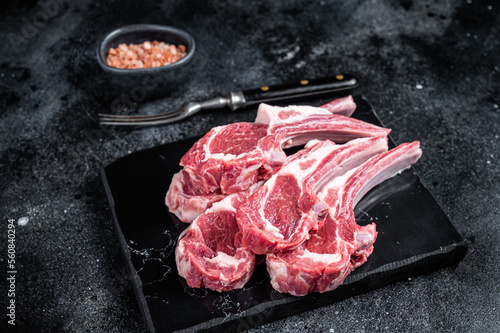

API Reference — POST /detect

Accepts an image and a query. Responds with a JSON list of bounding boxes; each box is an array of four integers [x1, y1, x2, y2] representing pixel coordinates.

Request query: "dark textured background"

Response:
[[0, 0, 499, 332]]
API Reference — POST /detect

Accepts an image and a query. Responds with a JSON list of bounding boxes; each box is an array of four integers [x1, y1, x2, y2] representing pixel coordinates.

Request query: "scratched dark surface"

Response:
[[0, 0, 499, 332]]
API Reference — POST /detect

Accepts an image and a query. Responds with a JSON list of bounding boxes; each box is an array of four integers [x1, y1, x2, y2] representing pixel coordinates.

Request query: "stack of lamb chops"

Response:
[[166, 96, 422, 296]]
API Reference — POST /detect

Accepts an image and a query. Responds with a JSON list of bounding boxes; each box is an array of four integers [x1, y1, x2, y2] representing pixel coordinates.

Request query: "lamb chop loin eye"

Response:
[[175, 183, 262, 292]]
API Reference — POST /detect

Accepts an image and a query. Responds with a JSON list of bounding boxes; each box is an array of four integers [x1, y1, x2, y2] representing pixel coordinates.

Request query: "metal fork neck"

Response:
[[184, 97, 227, 118], [186, 92, 246, 118], [228, 91, 246, 111]]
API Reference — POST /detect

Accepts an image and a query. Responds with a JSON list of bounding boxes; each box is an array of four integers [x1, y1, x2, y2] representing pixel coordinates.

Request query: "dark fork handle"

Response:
[[240, 74, 358, 108]]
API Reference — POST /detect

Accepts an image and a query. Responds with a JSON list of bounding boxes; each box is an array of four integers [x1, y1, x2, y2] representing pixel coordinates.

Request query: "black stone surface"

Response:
[[0, 0, 498, 332]]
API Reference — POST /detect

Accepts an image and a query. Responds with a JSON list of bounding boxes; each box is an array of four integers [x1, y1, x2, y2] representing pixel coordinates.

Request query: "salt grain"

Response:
[[17, 216, 29, 226], [106, 40, 187, 69]]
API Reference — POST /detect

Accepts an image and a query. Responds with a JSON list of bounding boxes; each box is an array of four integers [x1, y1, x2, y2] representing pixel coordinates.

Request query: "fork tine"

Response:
[[99, 112, 187, 126], [98, 110, 182, 119], [98, 109, 185, 126]]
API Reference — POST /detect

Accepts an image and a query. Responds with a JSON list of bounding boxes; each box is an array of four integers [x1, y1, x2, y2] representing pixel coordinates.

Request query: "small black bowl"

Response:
[[96, 24, 195, 99]]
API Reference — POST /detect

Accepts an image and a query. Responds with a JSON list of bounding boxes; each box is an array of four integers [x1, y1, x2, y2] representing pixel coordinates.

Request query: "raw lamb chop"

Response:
[[175, 182, 262, 292], [180, 99, 390, 195], [237, 136, 389, 255], [165, 169, 227, 223], [266, 141, 422, 296]]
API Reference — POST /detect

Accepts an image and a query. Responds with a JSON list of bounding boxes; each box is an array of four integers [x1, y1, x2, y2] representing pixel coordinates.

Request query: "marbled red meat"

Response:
[[266, 141, 422, 296], [175, 182, 262, 292], [178, 96, 390, 195], [237, 137, 389, 254], [165, 169, 227, 223]]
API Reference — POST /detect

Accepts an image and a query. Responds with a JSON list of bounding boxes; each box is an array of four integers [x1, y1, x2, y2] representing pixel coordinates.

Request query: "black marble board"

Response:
[[101, 96, 467, 333]]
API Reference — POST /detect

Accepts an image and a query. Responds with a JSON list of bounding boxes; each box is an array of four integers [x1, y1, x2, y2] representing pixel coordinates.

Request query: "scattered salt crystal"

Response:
[[17, 216, 29, 226], [416, 84, 423, 89]]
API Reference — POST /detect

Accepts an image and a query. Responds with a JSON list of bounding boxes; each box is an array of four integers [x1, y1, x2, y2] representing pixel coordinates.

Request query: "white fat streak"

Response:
[[205, 152, 238, 162], [255, 104, 332, 127], [206, 251, 247, 268], [264, 221, 285, 239], [175, 240, 191, 279], [201, 126, 224, 162], [254, 177, 285, 240], [298, 249, 342, 264], [208, 148, 269, 162], [204, 194, 237, 214], [234, 163, 261, 185]]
